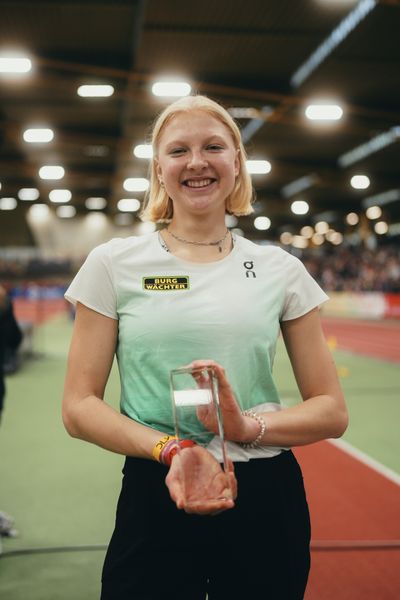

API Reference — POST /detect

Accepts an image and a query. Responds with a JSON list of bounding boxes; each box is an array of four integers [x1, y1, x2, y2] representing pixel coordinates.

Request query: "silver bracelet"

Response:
[[240, 410, 266, 449]]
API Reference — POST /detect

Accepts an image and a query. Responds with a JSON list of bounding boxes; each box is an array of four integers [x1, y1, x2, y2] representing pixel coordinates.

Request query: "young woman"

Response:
[[63, 95, 348, 600]]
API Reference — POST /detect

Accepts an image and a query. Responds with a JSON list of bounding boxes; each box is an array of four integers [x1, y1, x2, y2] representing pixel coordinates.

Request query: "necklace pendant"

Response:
[[219, 245, 222, 253]]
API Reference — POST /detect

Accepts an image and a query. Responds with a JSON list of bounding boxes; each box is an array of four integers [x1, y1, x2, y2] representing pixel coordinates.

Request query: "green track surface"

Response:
[[1, 315, 399, 599]]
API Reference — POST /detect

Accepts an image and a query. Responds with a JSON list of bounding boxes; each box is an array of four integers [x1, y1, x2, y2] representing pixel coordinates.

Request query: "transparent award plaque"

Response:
[[170, 366, 233, 508]]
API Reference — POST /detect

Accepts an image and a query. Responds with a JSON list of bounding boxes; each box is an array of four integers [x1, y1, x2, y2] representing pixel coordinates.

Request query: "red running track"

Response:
[[295, 441, 400, 600], [321, 317, 400, 363]]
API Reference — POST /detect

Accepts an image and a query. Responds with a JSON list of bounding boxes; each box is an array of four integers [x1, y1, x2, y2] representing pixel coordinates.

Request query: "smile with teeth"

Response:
[[183, 178, 216, 188]]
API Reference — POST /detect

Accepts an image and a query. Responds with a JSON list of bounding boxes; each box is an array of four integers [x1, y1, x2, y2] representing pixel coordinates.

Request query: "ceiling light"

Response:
[[300, 226, 314, 238], [0, 197, 17, 210], [39, 166, 65, 180], [315, 221, 330, 234], [312, 233, 324, 246], [118, 198, 141, 212], [305, 104, 343, 121], [374, 221, 388, 235], [18, 188, 39, 201], [366, 206, 382, 220], [0, 56, 32, 73], [330, 232, 343, 245], [23, 128, 54, 143], [246, 160, 272, 175], [56, 205, 76, 219], [77, 84, 114, 97], [225, 214, 238, 228], [292, 235, 309, 249], [362, 188, 400, 208], [254, 216, 271, 231], [123, 178, 149, 192], [85, 213, 107, 228], [85, 197, 107, 210], [28, 204, 50, 219], [291, 200, 309, 215], [281, 174, 318, 198], [350, 175, 370, 189], [152, 81, 191, 97], [133, 144, 153, 159], [280, 232, 293, 245], [49, 189, 71, 203], [346, 212, 359, 225], [338, 126, 400, 168]]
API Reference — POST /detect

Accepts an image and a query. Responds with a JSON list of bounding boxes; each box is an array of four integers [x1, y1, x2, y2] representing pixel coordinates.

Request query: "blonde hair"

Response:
[[140, 95, 254, 222]]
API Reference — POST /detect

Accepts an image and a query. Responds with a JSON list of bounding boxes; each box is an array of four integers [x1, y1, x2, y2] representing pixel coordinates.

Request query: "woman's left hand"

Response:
[[186, 359, 259, 444]]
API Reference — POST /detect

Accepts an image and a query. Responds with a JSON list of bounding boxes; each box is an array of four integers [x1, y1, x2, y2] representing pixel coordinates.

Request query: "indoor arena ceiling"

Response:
[[0, 0, 400, 244]]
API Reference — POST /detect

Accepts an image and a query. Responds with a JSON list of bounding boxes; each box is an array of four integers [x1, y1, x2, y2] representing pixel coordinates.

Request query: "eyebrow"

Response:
[[164, 135, 228, 151]]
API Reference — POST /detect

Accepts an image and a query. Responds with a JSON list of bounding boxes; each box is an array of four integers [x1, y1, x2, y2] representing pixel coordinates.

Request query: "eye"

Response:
[[206, 144, 224, 151], [169, 147, 186, 156]]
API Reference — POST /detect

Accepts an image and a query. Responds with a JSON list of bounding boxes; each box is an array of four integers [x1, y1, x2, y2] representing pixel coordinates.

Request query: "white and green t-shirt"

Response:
[[65, 232, 328, 461]]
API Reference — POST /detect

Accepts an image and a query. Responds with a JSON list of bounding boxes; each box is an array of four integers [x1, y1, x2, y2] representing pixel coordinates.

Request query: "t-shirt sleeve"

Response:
[[280, 251, 329, 321], [64, 242, 117, 319]]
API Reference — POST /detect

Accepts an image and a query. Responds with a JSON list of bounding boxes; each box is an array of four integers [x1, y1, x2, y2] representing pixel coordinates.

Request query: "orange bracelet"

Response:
[[152, 436, 197, 466]]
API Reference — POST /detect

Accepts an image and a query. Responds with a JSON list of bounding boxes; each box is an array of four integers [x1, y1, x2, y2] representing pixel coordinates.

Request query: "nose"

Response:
[[187, 150, 208, 170]]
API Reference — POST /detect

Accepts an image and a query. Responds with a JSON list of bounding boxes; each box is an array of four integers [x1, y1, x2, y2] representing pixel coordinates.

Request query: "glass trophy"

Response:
[[170, 365, 233, 508]]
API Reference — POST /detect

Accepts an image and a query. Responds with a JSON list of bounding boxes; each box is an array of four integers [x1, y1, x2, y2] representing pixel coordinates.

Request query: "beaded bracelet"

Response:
[[240, 410, 266, 449]]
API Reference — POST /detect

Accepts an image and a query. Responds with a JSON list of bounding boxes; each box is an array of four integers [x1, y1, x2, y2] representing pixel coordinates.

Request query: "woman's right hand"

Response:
[[165, 445, 237, 515]]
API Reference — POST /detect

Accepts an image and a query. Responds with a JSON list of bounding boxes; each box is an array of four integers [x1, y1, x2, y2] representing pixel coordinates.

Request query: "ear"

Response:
[[155, 158, 162, 179]]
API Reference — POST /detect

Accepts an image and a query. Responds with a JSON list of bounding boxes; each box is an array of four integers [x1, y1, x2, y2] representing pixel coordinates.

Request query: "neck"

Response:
[[168, 212, 227, 242]]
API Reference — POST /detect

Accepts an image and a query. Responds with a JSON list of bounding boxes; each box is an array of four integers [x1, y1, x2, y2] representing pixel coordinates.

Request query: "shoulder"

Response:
[[87, 233, 155, 261], [236, 237, 295, 266]]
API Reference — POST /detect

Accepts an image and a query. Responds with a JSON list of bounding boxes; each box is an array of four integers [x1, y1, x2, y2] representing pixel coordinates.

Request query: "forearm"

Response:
[[258, 394, 348, 447], [62, 394, 163, 458]]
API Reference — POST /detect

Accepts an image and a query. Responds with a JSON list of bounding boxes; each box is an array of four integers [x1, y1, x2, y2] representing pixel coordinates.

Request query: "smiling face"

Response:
[[155, 110, 240, 220]]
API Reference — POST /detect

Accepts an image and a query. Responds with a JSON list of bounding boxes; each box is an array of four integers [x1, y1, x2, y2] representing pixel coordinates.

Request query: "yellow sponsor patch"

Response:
[[142, 276, 190, 291]]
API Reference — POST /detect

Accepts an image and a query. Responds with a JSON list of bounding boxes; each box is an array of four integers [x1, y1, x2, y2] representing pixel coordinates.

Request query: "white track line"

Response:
[[329, 438, 400, 487]]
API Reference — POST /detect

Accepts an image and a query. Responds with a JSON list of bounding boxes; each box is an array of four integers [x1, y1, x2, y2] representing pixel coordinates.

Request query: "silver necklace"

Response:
[[166, 227, 230, 253]]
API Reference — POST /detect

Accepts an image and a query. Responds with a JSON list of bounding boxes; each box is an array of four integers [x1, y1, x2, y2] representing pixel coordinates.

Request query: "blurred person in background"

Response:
[[0, 283, 22, 539], [63, 95, 348, 600]]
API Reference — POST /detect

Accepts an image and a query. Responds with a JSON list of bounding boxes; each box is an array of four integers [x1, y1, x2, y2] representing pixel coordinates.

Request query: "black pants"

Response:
[[101, 451, 311, 600]]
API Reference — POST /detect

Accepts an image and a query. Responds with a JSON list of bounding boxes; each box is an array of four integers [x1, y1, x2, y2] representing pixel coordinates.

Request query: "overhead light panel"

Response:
[[254, 216, 271, 231], [350, 175, 370, 189], [18, 188, 39, 201], [246, 160, 271, 175], [151, 81, 191, 97], [305, 104, 343, 121], [362, 189, 400, 208], [57, 205, 76, 219], [0, 56, 32, 73], [346, 212, 359, 225], [291, 200, 309, 215], [23, 128, 54, 143], [85, 197, 107, 210], [0, 197, 17, 210], [49, 189, 71, 203], [77, 84, 114, 97], [123, 178, 149, 192], [133, 144, 153, 159], [366, 206, 382, 220], [281, 174, 318, 198], [118, 198, 141, 212], [374, 221, 388, 235], [28, 204, 50, 220], [39, 166, 65, 180]]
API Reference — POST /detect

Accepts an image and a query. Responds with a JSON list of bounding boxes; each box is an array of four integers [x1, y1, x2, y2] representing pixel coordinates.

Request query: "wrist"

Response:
[[239, 410, 266, 449], [152, 435, 197, 466]]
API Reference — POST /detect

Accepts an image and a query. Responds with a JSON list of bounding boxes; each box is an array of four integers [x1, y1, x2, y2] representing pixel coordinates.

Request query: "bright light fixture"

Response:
[[374, 221, 388, 235], [291, 200, 309, 215], [292, 235, 309, 249], [133, 144, 153, 159], [57, 205, 76, 218], [0, 56, 32, 73], [39, 166, 65, 180], [305, 104, 343, 121], [280, 232, 293, 245], [28, 204, 50, 219], [350, 174, 370, 189], [85, 197, 107, 210], [315, 221, 330, 234], [330, 232, 343, 245], [0, 197, 17, 210], [118, 198, 141, 212], [77, 84, 114, 97], [300, 226, 314, 238], [23, 128, 54, 143], [346, 212, 359, 225], [49, 189, 71, 203], [246, 160, 272, 175], [18, 188, 39, 201], [312, 233, 324, 246], [254, 216, 271, 231], [123, 178, 149, 192], [366, 205, 382, 220], [152, 81, 191, 97]]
